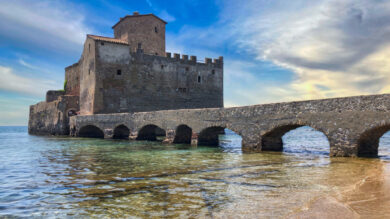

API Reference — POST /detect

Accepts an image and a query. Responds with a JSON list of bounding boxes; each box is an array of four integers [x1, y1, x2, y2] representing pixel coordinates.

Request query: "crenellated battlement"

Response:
[[165, 52, 223, 68], [29, 12, 224, 137]]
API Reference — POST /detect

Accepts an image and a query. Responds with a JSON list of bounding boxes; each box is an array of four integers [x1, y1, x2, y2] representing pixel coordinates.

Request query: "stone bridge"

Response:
[[69, 94, 390, 157]]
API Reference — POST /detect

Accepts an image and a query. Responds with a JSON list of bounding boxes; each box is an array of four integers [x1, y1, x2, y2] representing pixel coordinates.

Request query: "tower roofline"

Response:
[[87, 34, 129, 45], [112, 12, 167, 29]]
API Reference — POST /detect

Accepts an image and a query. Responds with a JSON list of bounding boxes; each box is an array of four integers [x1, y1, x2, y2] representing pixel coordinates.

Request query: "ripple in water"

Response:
[[0, 126, 389, 218]]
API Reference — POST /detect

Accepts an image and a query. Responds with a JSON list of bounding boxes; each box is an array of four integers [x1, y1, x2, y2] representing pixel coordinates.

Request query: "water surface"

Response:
[[0, 126, 389, 218]]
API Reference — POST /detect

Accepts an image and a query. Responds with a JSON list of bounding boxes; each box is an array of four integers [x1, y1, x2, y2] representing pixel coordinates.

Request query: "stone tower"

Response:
[[112, 11, 166, 56]]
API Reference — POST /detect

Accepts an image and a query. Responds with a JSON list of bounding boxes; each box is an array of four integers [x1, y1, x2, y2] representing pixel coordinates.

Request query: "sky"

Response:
[[1, 0, 390, 125]]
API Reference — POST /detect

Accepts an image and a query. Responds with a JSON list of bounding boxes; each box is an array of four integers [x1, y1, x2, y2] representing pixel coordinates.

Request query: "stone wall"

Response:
[[46, 90, 65, 102], [93, 41, 223, 114], [79, 37, 97, 115], [113, 13, 166, 56], [29, 95, 79, 135], [71, 93, 390, 157], [65, 62, 80, 96]]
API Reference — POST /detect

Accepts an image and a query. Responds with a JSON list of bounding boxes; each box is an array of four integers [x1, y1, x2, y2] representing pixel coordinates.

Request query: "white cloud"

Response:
[[222, 0, 390, 101], [146, 0, 153, 8], [158, 10, 176, 23], [0, 65, 60, 97], [0, 0, 91, 52], [18, 59, 38, 70]]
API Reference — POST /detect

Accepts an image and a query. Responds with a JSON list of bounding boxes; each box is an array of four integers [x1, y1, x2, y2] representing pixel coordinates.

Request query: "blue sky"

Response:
[[1, 0, 390, 125]]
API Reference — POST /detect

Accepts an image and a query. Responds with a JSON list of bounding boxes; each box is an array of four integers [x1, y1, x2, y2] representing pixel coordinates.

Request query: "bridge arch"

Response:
[[261, 124, 330, 153], [79, 125, 104, 138], [136, 124, 166, 141], [113, 124, 130, 139], [198, 125, 242, 146], [173, 124, 192, 144], [357, 124, 390, 157]]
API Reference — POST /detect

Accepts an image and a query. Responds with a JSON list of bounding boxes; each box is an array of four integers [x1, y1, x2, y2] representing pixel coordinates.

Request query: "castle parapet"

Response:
[[213, 56, 224, 65], [164, 52, 222, 67]]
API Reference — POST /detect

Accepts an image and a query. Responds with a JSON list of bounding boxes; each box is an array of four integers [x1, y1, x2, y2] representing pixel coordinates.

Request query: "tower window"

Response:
[[117, 69, 122, 75], [211, 69, 215, 74], [155, 26, 158, 33], [88, 44, 90, 52], [197, 76, 201, 83]]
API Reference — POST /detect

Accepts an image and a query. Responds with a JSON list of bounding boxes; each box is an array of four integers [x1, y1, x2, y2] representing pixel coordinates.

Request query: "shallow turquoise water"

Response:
[[0, 126, 389, 218]]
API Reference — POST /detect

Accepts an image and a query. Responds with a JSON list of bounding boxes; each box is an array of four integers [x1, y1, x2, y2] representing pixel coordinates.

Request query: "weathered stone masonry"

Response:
[[29, 12, 223, 135], [29, 12, 390, 158], [70, 94, 390, 157]]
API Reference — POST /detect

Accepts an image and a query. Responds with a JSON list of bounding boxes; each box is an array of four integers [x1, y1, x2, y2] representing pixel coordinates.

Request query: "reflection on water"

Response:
[[0, 126, 389, 218]]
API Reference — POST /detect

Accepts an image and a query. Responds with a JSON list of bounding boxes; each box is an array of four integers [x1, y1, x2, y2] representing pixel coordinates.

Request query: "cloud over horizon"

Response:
[[0, 65, 60, 97], [1, 0, 390, 125], [224, 0, 390, 101], [0, 0, 91, 53]]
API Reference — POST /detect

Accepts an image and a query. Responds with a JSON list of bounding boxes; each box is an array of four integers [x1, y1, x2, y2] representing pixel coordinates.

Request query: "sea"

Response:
[[0, 126, 389, 218]]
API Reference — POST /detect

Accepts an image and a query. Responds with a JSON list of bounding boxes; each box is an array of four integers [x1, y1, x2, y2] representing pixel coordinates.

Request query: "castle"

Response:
[[28, 12, 223, 135]]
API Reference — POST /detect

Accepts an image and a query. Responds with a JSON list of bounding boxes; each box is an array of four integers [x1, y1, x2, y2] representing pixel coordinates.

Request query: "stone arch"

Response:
[[136, 124, 166, 141], [66, 108, 77, 118], [198, 126, 225, 146], [261, 124, 329, 152], [173, 124, 192, 144], [113, 124, 130, 139], [357, 124, 390, 157], [198, 125, 242, 146], [79, 125, 104, 138]]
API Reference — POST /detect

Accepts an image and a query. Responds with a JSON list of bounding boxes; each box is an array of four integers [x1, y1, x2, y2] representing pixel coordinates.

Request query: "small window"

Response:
[[178, 88, 187, 93], [155, 26, 158, 33], [161, 65, 164, 69], [117, 69, 122, 75], [89, 69, 91, 75], [138, 43, 142, 49], [185, 67, 189, 71], [197, 76, 201, 83], [155, 53, 158, 55], [101, 42, 104, 46], [211, 69, 215, 74], [88, 44, 90, 52]]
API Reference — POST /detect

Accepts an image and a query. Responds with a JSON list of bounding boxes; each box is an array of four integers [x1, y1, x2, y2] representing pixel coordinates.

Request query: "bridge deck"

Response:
[[70, 93, 390, 157]]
